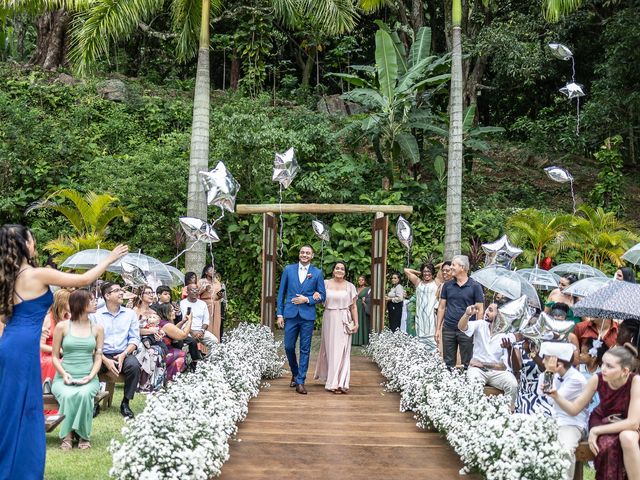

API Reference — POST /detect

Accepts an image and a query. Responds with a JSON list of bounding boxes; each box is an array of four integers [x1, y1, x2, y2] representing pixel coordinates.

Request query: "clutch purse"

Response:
[[343, 312, 356, 335]]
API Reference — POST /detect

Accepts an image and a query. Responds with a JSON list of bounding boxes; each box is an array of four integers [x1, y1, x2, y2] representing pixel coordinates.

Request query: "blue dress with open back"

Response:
[[0, 289, 53, 480]]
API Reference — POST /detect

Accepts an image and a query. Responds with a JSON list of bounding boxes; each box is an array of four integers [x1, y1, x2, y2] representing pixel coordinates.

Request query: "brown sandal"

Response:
[[61, 436, 73, 451], [78, 439, 91, 450]]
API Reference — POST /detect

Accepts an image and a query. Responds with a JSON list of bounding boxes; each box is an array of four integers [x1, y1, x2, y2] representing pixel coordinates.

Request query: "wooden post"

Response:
[[261, 213, 278, 330], [370, 213, 388, 332]]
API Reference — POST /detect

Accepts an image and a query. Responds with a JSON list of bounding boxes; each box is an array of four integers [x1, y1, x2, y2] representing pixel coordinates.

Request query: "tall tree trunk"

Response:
[[230, 53, 240, 90], [444, 0, 463, 260], [29, 10, 70, 70], [301, 50, 314, 88], [185, 0, 210, 273], [410, 0, 424, 32]]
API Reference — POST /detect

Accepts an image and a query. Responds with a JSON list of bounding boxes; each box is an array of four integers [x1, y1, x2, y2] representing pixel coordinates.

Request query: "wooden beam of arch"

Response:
[[236, 204, 413, 215]]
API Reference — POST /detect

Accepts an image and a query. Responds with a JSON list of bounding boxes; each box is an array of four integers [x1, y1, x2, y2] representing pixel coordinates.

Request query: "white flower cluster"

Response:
[[110, 323, 284, 480], [367, 330, 571, 480]]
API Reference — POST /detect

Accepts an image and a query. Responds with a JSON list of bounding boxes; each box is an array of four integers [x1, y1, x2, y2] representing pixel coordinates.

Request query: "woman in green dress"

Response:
[[51, 289, 104, 450], [352, 275, 370, 346]]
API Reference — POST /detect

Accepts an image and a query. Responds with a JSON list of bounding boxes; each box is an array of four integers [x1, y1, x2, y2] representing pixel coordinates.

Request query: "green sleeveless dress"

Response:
[[51, 325, 99, 440]]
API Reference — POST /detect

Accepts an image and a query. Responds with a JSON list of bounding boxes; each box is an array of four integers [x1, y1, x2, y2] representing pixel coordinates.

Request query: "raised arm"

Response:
[[547, 373, 598, 416], [403, 268, 420, 288]]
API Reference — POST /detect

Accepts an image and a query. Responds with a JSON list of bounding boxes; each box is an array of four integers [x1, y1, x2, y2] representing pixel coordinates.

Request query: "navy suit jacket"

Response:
[[276, 263, 326, 321]]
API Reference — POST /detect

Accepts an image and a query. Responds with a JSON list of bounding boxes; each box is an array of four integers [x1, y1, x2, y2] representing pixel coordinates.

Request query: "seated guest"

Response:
[[51, 290, 103, 450], [135, 312, 166, 393], [548, 303, 581, 365], [545, 274, 578, 314], [41, 289, 71, 385], [152, 285, 182, 324], [510, 335, 554, 416], [459, 303, 518, 408], [94, 282, 141, 418], [615, 267, 636, 283], [181, 271, 198, 299], [537, 342, 588, 480], [548, 344, 640, 480], [180, 285, 217, 358], [155, 303, 191, 380]]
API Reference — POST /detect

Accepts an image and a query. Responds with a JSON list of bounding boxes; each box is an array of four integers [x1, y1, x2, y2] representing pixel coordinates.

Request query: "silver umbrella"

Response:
[[60, 248, 112, 270], [471, 265, 541, 309], [572, 281, 640, 320], [516, 267, 561, 291], [622, 243, 640, 266], [550, 263, 607, 280], [563, 277, 614, 298]]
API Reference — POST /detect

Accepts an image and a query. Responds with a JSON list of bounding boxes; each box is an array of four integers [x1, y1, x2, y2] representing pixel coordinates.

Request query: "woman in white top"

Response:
[[386, 272, 404, 332]]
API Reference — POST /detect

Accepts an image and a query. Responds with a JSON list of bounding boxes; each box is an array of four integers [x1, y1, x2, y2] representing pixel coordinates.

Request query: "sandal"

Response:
[[61, 436, 73, 451], [78, 439, 91, 450]]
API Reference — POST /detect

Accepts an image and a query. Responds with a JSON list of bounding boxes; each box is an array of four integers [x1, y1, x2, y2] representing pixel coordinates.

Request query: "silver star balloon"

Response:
[[199, 161, 240, 212], [482, 235, 523, 268], [396, 216, 413, 250], [179, 217, 220, 244], [520, 312, 575, 348], [548, 43, 573, 61], [272, 147, 300, 189], [499, 295, 530, 331], [559, 82, 585, 99], [544, 166, 573, 183], [312, 220, 330, 242], [120, 261, 148, 287]]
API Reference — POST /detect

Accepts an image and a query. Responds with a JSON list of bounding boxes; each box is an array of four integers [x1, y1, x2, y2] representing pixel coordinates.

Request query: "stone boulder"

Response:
[[97, 79, 127, 102], [317, 94, 365, 116]]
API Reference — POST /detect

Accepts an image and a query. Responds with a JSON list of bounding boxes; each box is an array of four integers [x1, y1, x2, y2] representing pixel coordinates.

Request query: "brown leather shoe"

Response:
[[295, 384, 307, 395], [290, 376, 296, 388]]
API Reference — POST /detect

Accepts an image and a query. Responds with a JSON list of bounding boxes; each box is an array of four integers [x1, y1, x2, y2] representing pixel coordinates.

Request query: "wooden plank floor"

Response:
[[220, 354, 478, 479]]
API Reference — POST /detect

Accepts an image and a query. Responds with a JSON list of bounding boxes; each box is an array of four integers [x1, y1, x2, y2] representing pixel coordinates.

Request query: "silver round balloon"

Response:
[[548, 43, 573, 61], [544, 166, 573, 183], [273, 147, 300, 189], [482, 235, 523, 268], [396, 216, 413, 250], [559, 82, 585, 100], [312, 220, 330, 242], [199, 161, 240, 213], [179, 217, 220, 244]]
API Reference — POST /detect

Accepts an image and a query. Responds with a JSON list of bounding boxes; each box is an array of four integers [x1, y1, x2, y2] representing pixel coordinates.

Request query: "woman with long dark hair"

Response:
[[0, 224, 126, 478]]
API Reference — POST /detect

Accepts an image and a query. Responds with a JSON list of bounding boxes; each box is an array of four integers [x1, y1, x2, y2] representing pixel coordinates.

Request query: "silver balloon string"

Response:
[[165, 240, 199, 265], [278, 183, 284, 258], [320, 239, 325, 271], [570, 56, 581, 136], [575, 97, 581, 136], [209, 242, 216, 280], [569, 178, 577, 214], [210, 207, 225, 227]]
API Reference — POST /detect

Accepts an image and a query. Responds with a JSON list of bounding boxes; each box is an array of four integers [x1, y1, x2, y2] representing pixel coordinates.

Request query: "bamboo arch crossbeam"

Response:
[[236, 204, 413, 215]]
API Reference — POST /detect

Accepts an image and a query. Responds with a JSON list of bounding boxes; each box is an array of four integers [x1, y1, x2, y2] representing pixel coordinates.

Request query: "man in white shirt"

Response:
[[538, 342, 587, 480], [180, 285, 217, 358], [459, 302, 518, 407]]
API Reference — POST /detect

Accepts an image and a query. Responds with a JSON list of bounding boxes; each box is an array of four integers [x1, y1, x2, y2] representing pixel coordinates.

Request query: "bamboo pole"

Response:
[[236, 204, 413, 215]]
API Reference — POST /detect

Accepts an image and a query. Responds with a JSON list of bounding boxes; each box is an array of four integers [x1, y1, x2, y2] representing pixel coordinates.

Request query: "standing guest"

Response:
[[155, 303, 191, 381], [41, 289, 72, 385], [198, 265, 223, 341], [181, 271, 198, 299], [95, 282, 142, 418], [435, 261, 453, 299], [436, 255, 484, 369], [548, 344, 640, 480], [352, 275, 370, 347], [405, 263, 439, 352], [51, 290, 104, 450], [217, 272, 228, 340], [459, 303, 518, 407], [615, 267, 636, 283], [0, 224, 127, 479], [545, 274, 580, 322], [537, 342, 588, 480], [180, 285, 218, 358], [314, 261, 358, 393], [276, 245, 326, 395], [385, 272, 404, 332], [575, 317, 619, 358]]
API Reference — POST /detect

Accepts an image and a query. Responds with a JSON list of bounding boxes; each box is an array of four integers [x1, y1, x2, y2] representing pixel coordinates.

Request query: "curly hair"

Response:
[[0, 224, 36, 320]]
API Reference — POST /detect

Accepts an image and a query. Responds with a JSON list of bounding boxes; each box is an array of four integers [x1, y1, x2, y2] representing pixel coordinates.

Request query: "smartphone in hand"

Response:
[[186, 307, 192, 316]]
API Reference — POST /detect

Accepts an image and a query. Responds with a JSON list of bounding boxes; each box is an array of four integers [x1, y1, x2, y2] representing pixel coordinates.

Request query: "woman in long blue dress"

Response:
[[0, 224, 127, 478]]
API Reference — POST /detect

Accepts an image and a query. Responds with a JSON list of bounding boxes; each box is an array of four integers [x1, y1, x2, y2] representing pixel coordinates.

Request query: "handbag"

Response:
[[42, 378, 52, 395], [343, 311, 356, 335]]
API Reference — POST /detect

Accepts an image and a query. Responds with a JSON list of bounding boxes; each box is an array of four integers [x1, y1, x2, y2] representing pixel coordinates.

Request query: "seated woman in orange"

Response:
[[41, 289, 71, 385]]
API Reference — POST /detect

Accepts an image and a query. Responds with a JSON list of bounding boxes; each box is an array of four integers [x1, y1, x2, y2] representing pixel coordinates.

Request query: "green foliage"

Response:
[[590, 135, 625, 214]]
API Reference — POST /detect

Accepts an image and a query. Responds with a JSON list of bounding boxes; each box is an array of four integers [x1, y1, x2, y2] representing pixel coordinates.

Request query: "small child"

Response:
[[140, 313, 164, 349]]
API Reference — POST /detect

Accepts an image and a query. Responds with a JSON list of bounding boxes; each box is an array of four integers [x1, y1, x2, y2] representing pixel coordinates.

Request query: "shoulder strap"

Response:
[[13, 268, 30, 302]]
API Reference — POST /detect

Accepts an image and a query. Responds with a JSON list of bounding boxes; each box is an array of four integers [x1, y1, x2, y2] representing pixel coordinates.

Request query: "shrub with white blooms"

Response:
[[110, 323, 284, 480], [367, 330, 570, 480]]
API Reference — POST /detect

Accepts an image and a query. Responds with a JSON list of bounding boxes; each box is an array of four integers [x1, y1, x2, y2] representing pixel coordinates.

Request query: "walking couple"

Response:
[[277, 245, 359, 395]]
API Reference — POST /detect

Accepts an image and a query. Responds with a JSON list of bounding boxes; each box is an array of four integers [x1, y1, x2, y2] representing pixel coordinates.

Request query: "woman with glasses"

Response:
[[405, 263, 439, 352], [133, 285, 166, 393]]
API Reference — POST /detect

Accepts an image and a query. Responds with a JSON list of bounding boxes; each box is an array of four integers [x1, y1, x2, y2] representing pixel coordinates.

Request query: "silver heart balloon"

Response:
[[548, 43, 573, 61], [178, 217, 220, 244], [544, 166, 573, 183], [499, 295, 530, 331], [482, 235, 523, 268], [199, 161, 240, 212], [120, 261, 148, 287], [559, 82, 585, 99], [272, 147, 300, 189], [312, 220, 330, 242], [396, 216, 413, 250]]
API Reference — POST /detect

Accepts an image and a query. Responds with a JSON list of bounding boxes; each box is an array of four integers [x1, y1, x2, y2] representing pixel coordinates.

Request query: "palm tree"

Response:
[[507, 208, 573, 266], [27, 188, 130, 262], [567, 204, 639, 268]]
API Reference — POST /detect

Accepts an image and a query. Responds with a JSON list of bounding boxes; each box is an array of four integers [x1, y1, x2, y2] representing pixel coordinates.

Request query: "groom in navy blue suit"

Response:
[[277, 245, 326, 394]]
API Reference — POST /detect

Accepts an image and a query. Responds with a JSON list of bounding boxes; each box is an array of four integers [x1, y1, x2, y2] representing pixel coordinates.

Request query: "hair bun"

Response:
[[623, 342, 639, 358]]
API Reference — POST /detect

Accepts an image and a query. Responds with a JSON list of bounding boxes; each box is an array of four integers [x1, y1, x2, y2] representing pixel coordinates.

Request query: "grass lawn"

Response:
[[45, 386, 146, 480]]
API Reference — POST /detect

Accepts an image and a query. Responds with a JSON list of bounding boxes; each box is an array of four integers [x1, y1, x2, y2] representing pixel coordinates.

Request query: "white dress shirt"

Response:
[[298, 263, 309, 284], [464, 320, 515, 366], [538, 367, 588, 430]]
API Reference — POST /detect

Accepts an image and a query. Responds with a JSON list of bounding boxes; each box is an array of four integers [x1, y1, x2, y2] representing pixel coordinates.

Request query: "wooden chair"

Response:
[[43, 390, 110, 432], [574, 441, 595, 480], [98, 372, 125, 408], [483, 386, 504, 396]]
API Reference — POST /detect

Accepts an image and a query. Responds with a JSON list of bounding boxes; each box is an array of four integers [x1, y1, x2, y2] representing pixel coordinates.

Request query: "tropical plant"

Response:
[[506, 208, 573, 266], [27, 188, 130, 262], [566, 204, 639, 269], [334, 23, 450, 183], [590, 135, 626, 214]]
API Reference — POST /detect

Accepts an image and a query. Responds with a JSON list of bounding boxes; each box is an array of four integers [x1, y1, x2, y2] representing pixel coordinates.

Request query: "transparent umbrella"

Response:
[[622, 243, 640, 266], [516, 267, 561, 291], [60, 248, 112, 270], [471, 265, 541, 309], [563, 277, 614, 299], [108, 253, 180, 287], [550, 263, 607, 280]]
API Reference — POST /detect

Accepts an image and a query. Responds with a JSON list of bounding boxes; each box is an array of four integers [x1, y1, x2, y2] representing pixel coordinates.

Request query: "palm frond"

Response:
[[171, 0, 201, 61], [358, 0, 386, 13], [542, 0, 583, 22]]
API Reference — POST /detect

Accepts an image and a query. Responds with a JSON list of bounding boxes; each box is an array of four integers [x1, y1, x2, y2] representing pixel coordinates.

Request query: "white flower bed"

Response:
[[367, 330, 570, 480], [110, 323, 284, 480]]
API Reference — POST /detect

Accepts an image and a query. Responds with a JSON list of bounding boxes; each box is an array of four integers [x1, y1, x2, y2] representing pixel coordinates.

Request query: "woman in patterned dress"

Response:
[[404, 263, 438, 352]]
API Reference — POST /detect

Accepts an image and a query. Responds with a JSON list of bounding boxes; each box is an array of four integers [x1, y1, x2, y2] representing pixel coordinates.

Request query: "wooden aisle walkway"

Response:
[[219, 355, 479, 480]]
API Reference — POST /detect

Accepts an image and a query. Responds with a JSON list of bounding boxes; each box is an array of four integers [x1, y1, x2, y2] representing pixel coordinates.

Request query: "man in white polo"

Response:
[[180, 285, 217, 360]]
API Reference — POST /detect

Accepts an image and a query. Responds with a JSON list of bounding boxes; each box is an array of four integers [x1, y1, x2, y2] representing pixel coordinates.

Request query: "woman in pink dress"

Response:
[[314, 261, 359, 394]]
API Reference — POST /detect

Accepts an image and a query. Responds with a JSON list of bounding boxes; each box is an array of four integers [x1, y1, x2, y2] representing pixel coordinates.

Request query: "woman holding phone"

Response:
[[198, 265, 224, 341]]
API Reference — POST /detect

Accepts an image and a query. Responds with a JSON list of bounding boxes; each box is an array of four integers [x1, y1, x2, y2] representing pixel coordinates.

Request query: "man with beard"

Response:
[[459, 302, 519, 408]]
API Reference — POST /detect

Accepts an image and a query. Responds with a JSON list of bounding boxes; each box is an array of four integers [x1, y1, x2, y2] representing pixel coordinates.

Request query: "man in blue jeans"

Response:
[[435, 255, 484, 369], [276, 245, 326, 394]]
